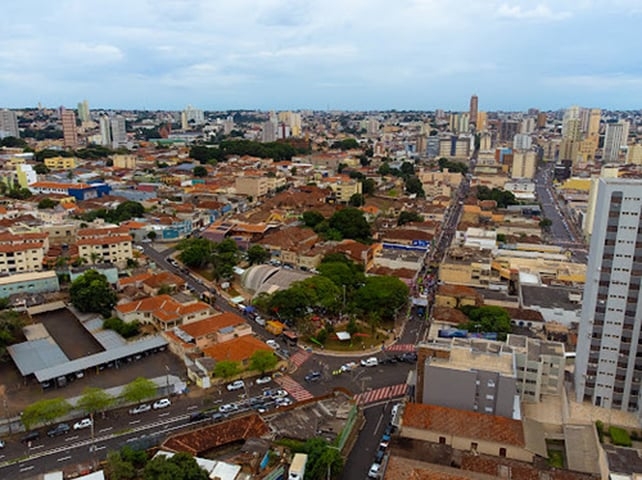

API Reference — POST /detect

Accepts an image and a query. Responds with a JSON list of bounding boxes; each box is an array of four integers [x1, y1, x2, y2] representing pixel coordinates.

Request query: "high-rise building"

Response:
[[99, 115, 111, 146], [498, 120, 519, 144], [261, 121, 276, 143], [476, 111, 487, 131], [0, 110, 19, 138], [575, 177, 642, 413], [536, 112, 547, 129], [77, 100, 90, 123], [562, 106, 582, 141], [513, 133, 532, 151], [603, 121, 629, 163], [587, 109, 601, 138], [110, 115, 127, 148], [469, 94, 478, 127], [61, 109, 78, 148], [511, 151, 536, 179], [181, 105, 205, 130]]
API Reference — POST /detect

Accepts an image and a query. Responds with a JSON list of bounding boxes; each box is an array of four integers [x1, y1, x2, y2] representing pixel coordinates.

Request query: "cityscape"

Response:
[[0, 97, 640, 480], [2, 2, 642, 480]]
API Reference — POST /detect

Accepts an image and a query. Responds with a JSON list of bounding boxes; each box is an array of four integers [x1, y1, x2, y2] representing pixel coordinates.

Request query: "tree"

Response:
[[22, 397, 72, 429], [361, 178, 376, 196], [193, 165, 207, 177], [539, 218, 553, 232], [348, 193, 364, 207], [353, 276, 409, 324], [246, 245, 270, 265], [105, 451, 137, 480], [147, 230, 157, 241], [399, 161, 415, 178], [37, 198, 59, 209], [249, 350, 278, 374], [33, 163, 50, 174], [0, 309, 24, 361], [397, 211, 424, 226], [69, 269, 117, 318], [213, 360, 241, 379], [328, 208, 371, 241], [122, 377, 157, 404], [298, 438, 344, 480], [76, 387, 114, 416], [143, 452, 209, 480], [302, 210, 325, 228], [404, 176, 425, 197], [177, 238, 214, 268], [460, 305, 512, 338]]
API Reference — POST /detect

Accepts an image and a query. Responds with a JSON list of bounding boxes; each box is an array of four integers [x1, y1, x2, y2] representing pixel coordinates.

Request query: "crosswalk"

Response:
[[274, 375, 314, 401], [383, 343, 416, 353], [354, 383, 408, 406], [289, 349, 312, 368]]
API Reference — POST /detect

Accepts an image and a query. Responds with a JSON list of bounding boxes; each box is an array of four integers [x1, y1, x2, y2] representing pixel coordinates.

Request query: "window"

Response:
[[471, 442, 478, 451], [499, 447, 507, 457], [439, 436, 446, 444]]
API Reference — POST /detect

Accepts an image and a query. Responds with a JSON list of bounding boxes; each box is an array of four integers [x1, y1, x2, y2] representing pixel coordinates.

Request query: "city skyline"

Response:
[[3, 1, 642, 111]]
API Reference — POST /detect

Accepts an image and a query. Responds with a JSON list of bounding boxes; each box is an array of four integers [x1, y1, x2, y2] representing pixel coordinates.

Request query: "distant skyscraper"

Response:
[[536, 112, 547, 129], [99, 115, 112, 146], [61, 109, 78, 148], [587, 109, 601, 138], [603, 121, 629, 162], [476, 111, 487, 131], [498, 120, 519, 144], [0, 110, 19, 138], [513, 133, 532, 151], [575, 177, 642, 412], [469, 94, 478, 127], [77, 99, 90, 123], [110, 115, 127, 148], [261, 121, 276, 143], [181, 105, 204, 130], [562, 106, 582, 141]]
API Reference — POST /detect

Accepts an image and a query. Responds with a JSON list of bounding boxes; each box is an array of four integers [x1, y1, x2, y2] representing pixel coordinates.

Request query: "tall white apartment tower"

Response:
[[110, 115, 127, 148], [603, 121, 630, 163], [575, 178, 642, 413], [99, 115, 112, 146]]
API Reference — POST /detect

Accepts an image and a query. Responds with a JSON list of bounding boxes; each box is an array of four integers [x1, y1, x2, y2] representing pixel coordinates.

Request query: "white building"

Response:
[[603, 121, 630, 162], [181, 105, 205, 129], [0, 110, 19, 138], [99, 115, 111, 146], [575, 178, 642, 413], [111, 115, 127, 148]]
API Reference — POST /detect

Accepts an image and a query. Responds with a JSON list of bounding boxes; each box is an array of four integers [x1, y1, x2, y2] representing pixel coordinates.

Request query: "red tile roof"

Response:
[[402, 403, 525, 447], [202, 335, 271, 363], [180, 312, 248, 338]]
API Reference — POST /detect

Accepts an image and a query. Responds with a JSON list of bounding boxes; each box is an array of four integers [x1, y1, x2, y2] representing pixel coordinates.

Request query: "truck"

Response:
[[266, 320, 286, 336], [288, 453, 308, 480], [282, 329, 299, 346]]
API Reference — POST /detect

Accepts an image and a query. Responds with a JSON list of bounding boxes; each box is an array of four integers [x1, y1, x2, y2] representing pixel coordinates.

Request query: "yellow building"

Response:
[[511, 151, 536, 179], [627, 143, 642, 165], [112, 154, 137, 169], [439, 247, 496, 287], [77, 226, 133, 268], [44, 156, 77, 170], [235, 176, 270, 198], [330, 179, 362, 203], [0, 232, 48, 274]]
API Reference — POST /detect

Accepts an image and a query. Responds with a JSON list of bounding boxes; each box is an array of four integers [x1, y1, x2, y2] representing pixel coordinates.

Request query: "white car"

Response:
[[256, 376, 272, 385], [271, 389, 288, 399], [266, 339, 279, 350], [153, 398, 171, 410], [73, 418, 93, 430], [227, 380, 245, 391], [129, 404, 152, 415], [340, 362, 358, 373], [361, 357, 379, 367], [368, 463, 380, 478]]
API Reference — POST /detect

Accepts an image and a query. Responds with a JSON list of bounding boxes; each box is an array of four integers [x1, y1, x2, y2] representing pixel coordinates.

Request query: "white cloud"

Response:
[[544, 73, 642, 89], [496, 3, 571, 21]]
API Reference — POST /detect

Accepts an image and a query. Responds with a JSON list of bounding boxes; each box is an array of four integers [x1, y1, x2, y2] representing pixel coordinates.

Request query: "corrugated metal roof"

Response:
[[34, 335, 167, 382], [8, 339, 69, 376]]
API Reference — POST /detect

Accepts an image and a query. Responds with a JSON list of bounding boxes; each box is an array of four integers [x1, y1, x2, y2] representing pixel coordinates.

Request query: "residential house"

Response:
[[115, 294, 213, 330], [117, 271, 186, 295], [202, 335, 273, 369]]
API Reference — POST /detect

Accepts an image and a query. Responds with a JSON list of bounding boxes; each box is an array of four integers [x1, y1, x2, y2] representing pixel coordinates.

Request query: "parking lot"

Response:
[[33, 309, 104, 360]]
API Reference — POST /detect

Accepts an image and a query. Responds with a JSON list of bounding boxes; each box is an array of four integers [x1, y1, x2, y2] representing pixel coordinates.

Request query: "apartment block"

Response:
[[235, 176, 270, 198], [76, 226, 133, 267], [0, 232, 49, 274], [44, 156, 77, 170]]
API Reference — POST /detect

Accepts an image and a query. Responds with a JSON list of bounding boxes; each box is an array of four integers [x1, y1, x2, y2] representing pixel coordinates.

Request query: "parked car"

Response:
[[219, 403, 238, 414], [129, 403, 152, 415], [153, 398, 171, 410], [73, 418, 93, 430], [304, 371, 322, 383], [271, 389, 288, 399], [188, 412, 208, 423], [340, 362, 357, 373], [374, 448, 385, 464], [266, 339, 279, 350], [0, 439, 5, 449], [256, 376, 272, 385], [391, 403, 401, 418], [361, 357, 379, 367], [47, 423, 71, 438], [21, 430, 40, 444], [211, 412, 226, 422], [254, 316, 266, 326], [227, 380, 245, 391], [368, 462, 381, 478], [275, 397, 293, 407]]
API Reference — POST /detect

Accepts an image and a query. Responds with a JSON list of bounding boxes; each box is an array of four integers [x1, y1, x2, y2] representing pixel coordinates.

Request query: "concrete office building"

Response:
[[0, 110, 19, 138], [111, 115, 127, 148], [469, 94, 478, 128], [61, 109, 78, 148], [603, 121, 630, 163], [575, 178, 642, 413], [99, 115, 112, 146], [77, 99, 90, 122]]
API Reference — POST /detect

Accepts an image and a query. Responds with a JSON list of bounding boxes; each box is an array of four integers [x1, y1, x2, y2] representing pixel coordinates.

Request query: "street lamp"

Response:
[[165, 365, 171, 396]]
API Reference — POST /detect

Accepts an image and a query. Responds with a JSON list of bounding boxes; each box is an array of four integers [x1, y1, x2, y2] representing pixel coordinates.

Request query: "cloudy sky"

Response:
[[2, 0, 642, 111]]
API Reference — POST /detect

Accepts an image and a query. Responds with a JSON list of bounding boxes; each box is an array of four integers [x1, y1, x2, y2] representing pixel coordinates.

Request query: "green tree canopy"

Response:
[[76, 387, 114, 415], [404, 176, 425, 197], [0, 309, 24, 361], [361, 178, 376, 195], [330, 138, 359, 150], [297, 438, 344, 480], [348, 193, 365, 207], [177, 238, 214, 268], [249, 350, 278, 375], [122, 377, 157, 404], [37, 198, 59, 209], [302, 210, 325, 228], [397, 211, 424, 226], [143, 451, 209, 480], [317, 261, 365, 295], [69, 269, 117, 318], [476, 186, 518, 208], [460, 305, 512, 337], [246, 245, 270, 265], [213, 360, 241, 379], [193, 165, 207, 177], [328, 208, 371, 241], [105, 450, 137, 480], [353, 276, 408, 323], [22, 397, 72, 429], [438, 157, 468, 174]]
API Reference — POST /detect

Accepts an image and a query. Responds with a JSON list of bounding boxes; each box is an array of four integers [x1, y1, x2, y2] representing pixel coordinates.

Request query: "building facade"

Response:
[[61, 109, 78, 148], [575, 178, 642, 413], [0, 110, 19, 138]]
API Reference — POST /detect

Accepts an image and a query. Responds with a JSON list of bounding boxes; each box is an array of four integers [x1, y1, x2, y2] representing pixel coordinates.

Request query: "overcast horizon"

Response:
[[3, 1, 642, 112]]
